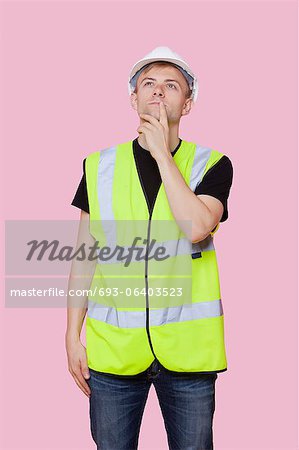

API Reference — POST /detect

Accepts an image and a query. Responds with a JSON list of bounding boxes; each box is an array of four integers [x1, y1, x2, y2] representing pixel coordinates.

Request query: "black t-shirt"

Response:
[[71, 137, 233, 376], [72, 137, 234, 227]]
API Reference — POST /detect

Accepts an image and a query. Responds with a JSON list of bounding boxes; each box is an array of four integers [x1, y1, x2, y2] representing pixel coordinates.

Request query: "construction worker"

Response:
[[66, 46, 233, 450]]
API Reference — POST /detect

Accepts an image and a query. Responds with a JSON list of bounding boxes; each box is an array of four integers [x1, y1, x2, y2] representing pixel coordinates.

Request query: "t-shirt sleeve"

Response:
[[71, 158, 90, 213], [194, 155, 233, 223]]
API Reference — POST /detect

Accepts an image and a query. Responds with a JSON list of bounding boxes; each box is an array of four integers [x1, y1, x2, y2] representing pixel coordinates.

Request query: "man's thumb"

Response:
[[82, 367, 90, 379]]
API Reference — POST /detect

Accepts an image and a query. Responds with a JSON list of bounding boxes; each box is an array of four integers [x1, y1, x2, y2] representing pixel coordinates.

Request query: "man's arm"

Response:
[[65, 210, 97, 398], [137, 103, 225, 242], [157, 155, 224, 242]]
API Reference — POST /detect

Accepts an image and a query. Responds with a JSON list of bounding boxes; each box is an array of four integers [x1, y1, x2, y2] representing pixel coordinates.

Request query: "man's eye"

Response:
[[144, 81, 153, 86], [167, 84, 176, 89]]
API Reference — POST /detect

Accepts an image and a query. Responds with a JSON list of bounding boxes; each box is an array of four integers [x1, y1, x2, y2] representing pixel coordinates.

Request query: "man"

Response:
[[66, 46, 233, 450]]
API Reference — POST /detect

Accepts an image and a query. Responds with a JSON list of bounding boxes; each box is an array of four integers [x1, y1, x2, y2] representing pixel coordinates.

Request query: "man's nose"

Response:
[[153, 85, 165, 97]]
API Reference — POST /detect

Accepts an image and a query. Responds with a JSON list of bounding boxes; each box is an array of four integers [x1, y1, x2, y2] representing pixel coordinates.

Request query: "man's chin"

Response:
[[142, 109, 160, 120]]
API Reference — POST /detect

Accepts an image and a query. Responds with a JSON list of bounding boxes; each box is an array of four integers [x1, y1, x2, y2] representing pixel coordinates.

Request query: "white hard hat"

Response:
[[128, 46, 199, 102]]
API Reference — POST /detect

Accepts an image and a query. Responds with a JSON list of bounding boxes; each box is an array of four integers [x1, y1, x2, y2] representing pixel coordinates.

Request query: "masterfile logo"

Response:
[[5, 220, 193, 309]]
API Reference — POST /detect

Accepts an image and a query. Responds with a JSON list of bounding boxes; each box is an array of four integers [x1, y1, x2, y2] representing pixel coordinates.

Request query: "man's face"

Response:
[[130, 64, 193, 124]]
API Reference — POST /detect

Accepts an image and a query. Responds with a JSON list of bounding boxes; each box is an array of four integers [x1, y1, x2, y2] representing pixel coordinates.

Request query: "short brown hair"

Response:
[[134, 61, 192, 99]]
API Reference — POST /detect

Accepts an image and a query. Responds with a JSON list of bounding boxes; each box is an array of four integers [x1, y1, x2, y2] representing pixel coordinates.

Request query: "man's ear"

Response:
[[130, 92, 138, 111], [181, 98, 193, 116]]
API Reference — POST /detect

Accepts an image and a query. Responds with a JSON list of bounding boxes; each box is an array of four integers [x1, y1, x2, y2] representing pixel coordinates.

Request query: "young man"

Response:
[[66, 46, 233, 450]]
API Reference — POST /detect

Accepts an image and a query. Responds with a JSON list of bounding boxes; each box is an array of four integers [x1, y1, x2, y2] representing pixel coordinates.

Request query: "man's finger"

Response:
[[75, 369, 91, 395], [137, 127, 148, 136], [71, 369, 91, 397], [74, 374, 91, 397], [139, 113, 160, 127], [139, 121, 154, 129], [159, 101, 168, 129], [137, 124, 153, 134], [80, 359, 90, 379]]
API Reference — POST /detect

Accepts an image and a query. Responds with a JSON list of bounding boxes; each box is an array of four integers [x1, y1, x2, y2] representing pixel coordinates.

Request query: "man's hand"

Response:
[[65, 335, 91, 398], [137, 101, 171, 162]]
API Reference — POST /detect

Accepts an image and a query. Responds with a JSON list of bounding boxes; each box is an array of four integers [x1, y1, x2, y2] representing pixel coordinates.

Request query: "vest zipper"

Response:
[[144, 209, 158, 359], [134, 154, 159, 360]]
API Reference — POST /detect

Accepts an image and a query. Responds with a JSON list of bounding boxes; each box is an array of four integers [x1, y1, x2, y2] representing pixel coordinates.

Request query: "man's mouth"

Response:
[[148, 101, 167, 106]]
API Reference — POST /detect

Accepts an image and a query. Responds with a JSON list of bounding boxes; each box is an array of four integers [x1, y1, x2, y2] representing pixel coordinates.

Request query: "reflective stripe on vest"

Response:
[[94, 235, 215, 265], [189, 145, 212, 191], [88, 298, 223, 328], [97, 145, 118, 246]]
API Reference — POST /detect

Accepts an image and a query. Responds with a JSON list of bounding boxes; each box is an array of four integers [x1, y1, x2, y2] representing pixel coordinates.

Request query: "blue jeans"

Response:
[[86, 359, 218, 450]]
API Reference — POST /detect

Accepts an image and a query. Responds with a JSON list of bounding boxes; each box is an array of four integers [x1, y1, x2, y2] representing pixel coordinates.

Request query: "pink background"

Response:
[[1, 1, 298, 449]]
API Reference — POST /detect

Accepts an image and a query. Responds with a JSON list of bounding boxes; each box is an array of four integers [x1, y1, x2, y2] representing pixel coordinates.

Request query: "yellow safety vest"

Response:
[[85, 139, 228, 375]]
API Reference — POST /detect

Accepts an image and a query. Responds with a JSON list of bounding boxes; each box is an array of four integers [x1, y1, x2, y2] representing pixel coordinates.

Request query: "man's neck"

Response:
[[137, 124, 180, 153]]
